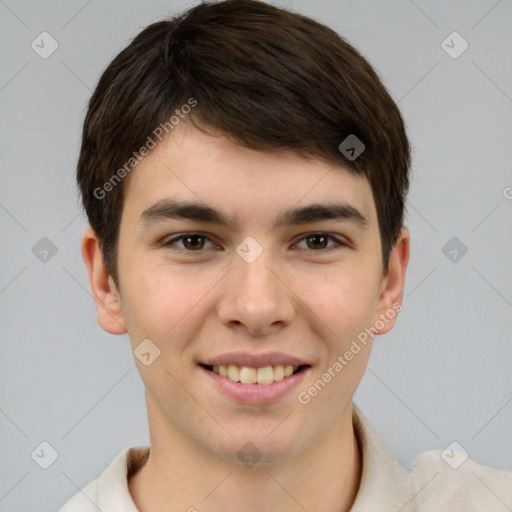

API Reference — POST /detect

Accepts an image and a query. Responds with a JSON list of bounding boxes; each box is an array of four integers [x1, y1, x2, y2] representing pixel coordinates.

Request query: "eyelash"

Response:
[[161, 232, 347, 254]]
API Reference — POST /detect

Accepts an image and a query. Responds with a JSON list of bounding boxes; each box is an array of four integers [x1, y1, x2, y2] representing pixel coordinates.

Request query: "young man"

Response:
[[61, 0, 512, 510]]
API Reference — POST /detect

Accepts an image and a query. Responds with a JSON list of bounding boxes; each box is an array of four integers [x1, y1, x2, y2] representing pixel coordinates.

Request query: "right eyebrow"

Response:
[[139, 199, 239, 229], [139, 198, 368, 231]]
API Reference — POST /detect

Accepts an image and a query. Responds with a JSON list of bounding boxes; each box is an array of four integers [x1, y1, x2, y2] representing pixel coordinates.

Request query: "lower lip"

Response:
[[199, 365, 310, 405]]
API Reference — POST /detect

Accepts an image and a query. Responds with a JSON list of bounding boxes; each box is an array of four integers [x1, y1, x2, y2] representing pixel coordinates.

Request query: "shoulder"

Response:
[[411, 448, 512, 510], [59, 478, 99, 512], [59, 446, 149, 511], [351, 405, 512, 511]]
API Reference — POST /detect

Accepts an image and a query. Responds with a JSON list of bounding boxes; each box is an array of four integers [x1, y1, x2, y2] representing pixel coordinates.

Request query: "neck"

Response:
[[129, 399, 361, 512]]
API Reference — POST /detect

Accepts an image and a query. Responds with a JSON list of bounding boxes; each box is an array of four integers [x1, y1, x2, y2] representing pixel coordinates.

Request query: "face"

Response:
[[84, 122, 409, 465]]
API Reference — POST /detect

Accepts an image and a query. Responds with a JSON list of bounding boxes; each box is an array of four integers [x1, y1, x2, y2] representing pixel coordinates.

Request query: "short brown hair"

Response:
[[77, 0, 410, 287]]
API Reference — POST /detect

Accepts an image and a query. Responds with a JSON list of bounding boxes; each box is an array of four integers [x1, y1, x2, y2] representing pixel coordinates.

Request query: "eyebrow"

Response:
[[139, 198, 368, 230]]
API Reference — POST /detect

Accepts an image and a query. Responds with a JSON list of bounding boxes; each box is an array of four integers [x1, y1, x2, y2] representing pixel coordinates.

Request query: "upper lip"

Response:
[[201, 352, 310, 368]]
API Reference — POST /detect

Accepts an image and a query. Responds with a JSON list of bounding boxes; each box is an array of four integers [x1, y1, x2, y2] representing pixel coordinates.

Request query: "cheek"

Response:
[[120, 269, 208, 394], [299, 266, 380, 339], [120, 262, 212, 344]]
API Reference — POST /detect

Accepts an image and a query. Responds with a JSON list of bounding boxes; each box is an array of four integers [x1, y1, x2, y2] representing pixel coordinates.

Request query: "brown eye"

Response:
[[182, 234, 206, 250], [305, 234, 328, 250], [295, 233, 344, 251], [163, 233, 216, 252]]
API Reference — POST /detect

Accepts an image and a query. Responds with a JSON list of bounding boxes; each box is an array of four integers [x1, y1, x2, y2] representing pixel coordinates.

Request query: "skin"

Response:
[[82, 121, 409, 512]]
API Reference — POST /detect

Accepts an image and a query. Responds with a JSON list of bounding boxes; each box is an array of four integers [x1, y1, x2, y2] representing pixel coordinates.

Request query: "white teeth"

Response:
[[273, 365, 284, 381], [239, 366, 257, 384], [227, 364, 239, 382], [284, 365, 294, 377], [256, 366, 274, 385], [210, 364, 301, 384]]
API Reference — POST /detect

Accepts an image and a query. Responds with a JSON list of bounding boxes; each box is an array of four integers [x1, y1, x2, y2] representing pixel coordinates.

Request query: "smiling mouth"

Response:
[[200, 364, 308, 385]]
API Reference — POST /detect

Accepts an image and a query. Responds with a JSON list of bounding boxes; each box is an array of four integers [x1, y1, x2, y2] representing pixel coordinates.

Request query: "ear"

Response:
[[81, 227, 127, 335], [373, 226, 410, 335]]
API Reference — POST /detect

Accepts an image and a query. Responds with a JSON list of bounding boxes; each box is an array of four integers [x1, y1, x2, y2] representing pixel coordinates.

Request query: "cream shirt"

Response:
[[60, 406, 512, 511]]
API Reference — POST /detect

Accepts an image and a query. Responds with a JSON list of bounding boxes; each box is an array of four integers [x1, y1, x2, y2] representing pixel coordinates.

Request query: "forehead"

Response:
[[121, 122, 377, 228]]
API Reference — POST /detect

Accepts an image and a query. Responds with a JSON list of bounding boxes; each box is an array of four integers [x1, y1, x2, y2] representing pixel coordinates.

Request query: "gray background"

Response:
[[1, 0, 511, 510]]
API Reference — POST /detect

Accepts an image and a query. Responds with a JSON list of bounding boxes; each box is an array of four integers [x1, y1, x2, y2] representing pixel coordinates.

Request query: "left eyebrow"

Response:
[[274, 203, 368, 229], [138, 199, 368, 230]]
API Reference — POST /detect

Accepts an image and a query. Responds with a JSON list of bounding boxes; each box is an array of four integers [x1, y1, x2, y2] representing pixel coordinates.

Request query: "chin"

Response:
[[208, 428, 306, 467]]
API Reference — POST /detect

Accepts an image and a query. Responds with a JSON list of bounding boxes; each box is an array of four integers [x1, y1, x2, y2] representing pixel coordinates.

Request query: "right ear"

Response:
[[81, 227, 127, 335]]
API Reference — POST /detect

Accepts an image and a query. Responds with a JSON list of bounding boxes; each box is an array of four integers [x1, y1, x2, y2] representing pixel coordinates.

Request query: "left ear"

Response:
[[373, 226, 410, 335]]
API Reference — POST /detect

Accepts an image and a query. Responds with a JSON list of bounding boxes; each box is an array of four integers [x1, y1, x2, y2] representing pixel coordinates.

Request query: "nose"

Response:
[[216, 249, 295, 336]]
